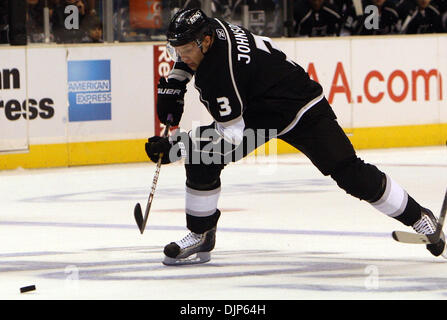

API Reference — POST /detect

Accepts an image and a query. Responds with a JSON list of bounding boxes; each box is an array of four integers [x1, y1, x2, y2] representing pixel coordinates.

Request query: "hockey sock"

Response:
[[186, 209, 221, 234], [185, 186, 221, 233], [369, 174, 421, 226]]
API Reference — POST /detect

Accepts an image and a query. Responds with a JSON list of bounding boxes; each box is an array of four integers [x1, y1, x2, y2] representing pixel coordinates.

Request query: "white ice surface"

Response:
[[0, 146, 446, 300]]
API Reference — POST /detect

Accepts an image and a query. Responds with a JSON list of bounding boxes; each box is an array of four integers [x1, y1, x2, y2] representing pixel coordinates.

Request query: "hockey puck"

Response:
[[20, 285, 36, 293]]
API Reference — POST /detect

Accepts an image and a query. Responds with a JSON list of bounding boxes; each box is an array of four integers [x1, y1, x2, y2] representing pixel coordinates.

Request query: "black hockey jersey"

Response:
[[397, 0, 444, 34], [293, 0, 343, 37], [169, 18, 323, 135]]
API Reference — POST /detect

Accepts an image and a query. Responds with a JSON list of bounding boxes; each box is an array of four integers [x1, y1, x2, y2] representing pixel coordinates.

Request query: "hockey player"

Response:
[[145, 8, 446, 265], [397, 0, 444, 33], [293, 0, 343, 36]]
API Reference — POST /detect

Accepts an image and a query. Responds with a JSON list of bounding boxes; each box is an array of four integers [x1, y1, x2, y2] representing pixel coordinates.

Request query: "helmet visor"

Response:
[[166, 40, 202, 62], [166, 42, 178, 61]]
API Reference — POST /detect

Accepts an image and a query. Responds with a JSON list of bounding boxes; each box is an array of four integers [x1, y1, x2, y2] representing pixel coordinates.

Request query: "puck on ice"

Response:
[[20, 285, 36, 293]]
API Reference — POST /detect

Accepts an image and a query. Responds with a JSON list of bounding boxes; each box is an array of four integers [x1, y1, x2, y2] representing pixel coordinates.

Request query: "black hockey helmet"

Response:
[[167, 8, 211, 47]]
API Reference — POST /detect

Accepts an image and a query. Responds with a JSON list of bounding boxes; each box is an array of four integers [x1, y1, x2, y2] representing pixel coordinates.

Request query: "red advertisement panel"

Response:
[[153, 45, 175, 135]]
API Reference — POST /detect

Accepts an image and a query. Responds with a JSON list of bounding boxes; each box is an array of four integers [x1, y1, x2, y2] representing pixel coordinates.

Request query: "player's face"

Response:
[[174, 41, 205, 71], [172, 36, 212, 71]]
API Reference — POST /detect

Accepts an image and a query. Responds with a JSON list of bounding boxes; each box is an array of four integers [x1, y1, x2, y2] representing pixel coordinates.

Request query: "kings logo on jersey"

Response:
[[67, 60, 112, 122], [216, 29, 226, 40]]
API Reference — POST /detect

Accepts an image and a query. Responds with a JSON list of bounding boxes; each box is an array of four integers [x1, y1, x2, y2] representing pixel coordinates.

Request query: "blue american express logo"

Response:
[[68, 60, 112, 121]]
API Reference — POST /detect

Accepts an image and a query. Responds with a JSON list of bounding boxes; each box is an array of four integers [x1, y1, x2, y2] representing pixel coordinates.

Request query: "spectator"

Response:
[[82, 13, 102, 42], [344, 0, 399, 35], [26, 0, 50, 43], [397, 0, 444, 33], [0, 0, 7, 44], [294, 0, 343, 37], [51, 0, 87, 43], [330, 0, 357, 35]]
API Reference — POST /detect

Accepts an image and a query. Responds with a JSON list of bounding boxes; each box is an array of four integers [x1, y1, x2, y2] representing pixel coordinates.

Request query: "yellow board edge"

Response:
[[1, 123, 446, 170]]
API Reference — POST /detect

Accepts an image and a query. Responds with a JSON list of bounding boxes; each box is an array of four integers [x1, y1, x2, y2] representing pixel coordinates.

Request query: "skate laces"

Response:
[[177, 232, 202, 249], [413, 213, 437, 235]]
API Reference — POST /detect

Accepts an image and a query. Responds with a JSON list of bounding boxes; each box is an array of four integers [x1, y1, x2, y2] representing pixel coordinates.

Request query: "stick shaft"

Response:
[[434, 188, 447, 239], [140, 156, 164, 233], [139, 119, 172, 233]]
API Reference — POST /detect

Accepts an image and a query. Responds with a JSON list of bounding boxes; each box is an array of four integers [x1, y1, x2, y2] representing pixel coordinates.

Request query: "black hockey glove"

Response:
[[157, 77, 186, 126], [145, 136, 173, 164], [145, 133, 188, 164]]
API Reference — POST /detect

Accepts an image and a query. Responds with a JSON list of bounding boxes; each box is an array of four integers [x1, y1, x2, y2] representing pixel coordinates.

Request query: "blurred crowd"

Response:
[[293, 0, 447, 37], [0, 0, 446, 45], [0, 0, 7, 42], [0, 0, 102, 43], [29, 0, 102, 43]]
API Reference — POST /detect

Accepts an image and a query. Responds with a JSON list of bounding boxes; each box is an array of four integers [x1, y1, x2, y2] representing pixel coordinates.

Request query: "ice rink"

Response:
[[0, 146, 446, 300]]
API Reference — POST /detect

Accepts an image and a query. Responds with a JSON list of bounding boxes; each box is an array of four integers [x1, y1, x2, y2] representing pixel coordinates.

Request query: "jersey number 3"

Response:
[[217, 97, 232, 116]]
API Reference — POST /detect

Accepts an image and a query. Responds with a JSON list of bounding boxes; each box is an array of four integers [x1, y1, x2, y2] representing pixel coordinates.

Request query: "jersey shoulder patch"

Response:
[[216, 28, 227, 40]]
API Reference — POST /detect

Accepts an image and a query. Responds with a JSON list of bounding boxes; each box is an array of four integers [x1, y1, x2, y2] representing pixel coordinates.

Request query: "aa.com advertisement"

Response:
[[289, 36, 446, 128]]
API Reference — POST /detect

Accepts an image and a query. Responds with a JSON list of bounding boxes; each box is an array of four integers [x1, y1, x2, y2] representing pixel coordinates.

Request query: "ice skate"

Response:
[[412, 208, 447, 258], [163, 227, 216, 265]]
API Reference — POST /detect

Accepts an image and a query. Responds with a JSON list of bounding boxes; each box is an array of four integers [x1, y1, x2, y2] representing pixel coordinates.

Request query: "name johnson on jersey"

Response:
[[229, 24, 251, 64]]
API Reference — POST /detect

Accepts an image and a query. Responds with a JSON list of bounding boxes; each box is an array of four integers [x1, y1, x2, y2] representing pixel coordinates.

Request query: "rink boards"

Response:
[[0, 34, 446, 169]]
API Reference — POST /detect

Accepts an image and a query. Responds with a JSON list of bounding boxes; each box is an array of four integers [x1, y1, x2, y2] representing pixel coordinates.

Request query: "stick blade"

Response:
[[134, 203, 144, 234], [392, 188, 447, 245], [392, 231, 431, 244]]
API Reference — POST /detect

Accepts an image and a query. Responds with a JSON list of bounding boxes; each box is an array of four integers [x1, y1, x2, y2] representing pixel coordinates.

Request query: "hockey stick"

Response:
[[134, 115, 173, 234], [392, 188, 447, 244]]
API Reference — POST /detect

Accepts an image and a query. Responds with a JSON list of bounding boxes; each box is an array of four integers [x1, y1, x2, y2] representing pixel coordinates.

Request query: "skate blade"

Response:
[[162, 252, 211, 266], [441, 244, 447, 259]]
